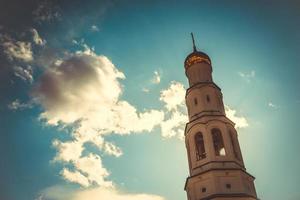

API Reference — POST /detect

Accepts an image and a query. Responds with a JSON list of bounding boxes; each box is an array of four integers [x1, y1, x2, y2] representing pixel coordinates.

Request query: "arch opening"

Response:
[[212, 128, 226, 156], [195, 132, 206, 160], [229, 130, 241, 161]]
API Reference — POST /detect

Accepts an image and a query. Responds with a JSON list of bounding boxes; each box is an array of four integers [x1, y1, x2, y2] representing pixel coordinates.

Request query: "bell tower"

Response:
[[184, 33, 257, 200]]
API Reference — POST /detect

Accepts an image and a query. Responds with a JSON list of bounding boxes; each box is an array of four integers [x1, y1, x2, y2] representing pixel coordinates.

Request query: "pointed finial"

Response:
[[191, 32, 197, 52]]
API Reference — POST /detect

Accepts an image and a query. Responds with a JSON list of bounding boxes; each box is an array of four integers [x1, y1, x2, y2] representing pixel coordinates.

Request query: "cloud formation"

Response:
[[1, 28, 46, 83], [90, 25, 99, 32], [13, 65, 34, 83], [32, 46, 164, 188], [2, 39, 33, 62], [224, 105, 249, 128], [159, 81, 185, 111], [158, 81, 249, 138], [62, 154, 112, 187], [268, 102, 278, 109], [38, 185, 165, 200], [160, 111, 187, 139], [159, 81, 187, 139], [8, 99, 33, 110], [31, 28, 46, 45], [151, 70, 161, 84], [238, 70, 256, 82], [72, 187, 165, 200]]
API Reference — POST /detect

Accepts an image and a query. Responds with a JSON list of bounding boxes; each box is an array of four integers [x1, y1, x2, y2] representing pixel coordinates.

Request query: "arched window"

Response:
[[195, 132, 206, 160], [212, 128, 226, 156], [229, 130, 241, 161]]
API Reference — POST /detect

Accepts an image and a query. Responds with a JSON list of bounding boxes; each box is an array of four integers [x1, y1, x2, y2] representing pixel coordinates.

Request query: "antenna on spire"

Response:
[[191, 32, 197, 52]]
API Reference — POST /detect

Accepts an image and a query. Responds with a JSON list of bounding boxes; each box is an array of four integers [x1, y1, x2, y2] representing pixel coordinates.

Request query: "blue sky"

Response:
[[1, 0, 300, 200]]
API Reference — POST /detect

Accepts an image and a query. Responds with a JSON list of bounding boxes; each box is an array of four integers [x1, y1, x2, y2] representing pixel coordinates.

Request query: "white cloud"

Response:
[[160, 111, 187, 139], [107, 101, 164, 134], [38, 185, 165, 200], [159, 81, 185, 111], [8, 99, 33, 110], [73, 154, 112, 187], [158, 82, 249, 139], [225, 105, 249, 129], [238, 70, 255, 78], [103, 141, 123, 157], [142, 87, 150, 93], [53, 139, 112, 187], [3, 40, 33, 62], [151, 71, 161, 84], [31, 28, 46, 45], [32, 48, 125, 126], [0, 29, 45, 83], [32, 46, 164, 188], [13, 65, 34, 83], [268, 102, 278, 109], [53, 139, 116, 187], [158, 82, 187, 139], [141, 70, 162, 93], [61, 168, 90, 188], [36, 185, 75, 200], [0, 31, 47, 90], [238, 70, 256, 82], [1, 28, 45, 64], [90, 25, 99, 32], [53, 140, 84, 162], [72, 187, 165, 200]]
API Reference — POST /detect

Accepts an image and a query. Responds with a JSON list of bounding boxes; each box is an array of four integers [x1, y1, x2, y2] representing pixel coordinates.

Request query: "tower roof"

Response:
[[184, 33, 211, 70]]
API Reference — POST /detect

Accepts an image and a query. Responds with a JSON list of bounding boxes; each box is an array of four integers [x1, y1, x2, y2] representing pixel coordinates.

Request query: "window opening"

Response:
[[194, 98, 198, 105], [212, 128, 226, 156], [229, 130, 241, 160], [195, 132, 206, 160], [206, 95, 210, 102], [226, 183, 231, 189]]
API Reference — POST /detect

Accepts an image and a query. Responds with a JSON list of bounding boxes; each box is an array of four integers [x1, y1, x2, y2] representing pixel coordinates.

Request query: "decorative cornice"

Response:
[[184, 115, 235, 136], [185, 82, 221, 97], [191, 160, 245, 171], [200, 193, 258, 200], [184, 167, 256, 190]]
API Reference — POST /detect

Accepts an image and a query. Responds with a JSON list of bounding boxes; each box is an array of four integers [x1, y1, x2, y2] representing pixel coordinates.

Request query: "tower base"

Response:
[[185, 169, 257, 200]]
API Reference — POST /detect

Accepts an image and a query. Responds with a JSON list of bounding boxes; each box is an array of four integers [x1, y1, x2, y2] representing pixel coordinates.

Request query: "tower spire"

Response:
[[191, 32, 197, 52]]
